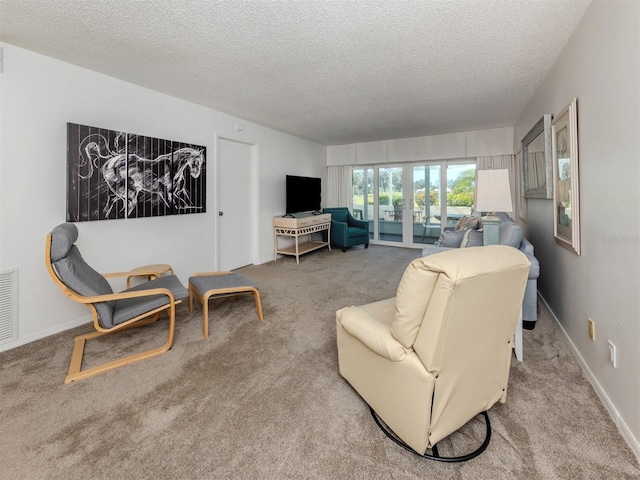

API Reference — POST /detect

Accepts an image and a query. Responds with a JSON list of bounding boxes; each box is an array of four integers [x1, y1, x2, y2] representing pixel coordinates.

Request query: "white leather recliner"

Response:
[[336, 245, 530, 460]]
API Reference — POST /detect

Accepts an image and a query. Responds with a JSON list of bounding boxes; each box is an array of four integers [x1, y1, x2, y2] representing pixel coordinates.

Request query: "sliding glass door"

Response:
[[352, 167, 374, 240], [377, 166, 404, 243], [412, 164, 442, 244], [352, 160, 475, 247]]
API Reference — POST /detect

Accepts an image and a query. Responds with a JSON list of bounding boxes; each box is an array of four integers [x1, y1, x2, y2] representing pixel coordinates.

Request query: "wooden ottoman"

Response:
[[188, 272, 264, 338]]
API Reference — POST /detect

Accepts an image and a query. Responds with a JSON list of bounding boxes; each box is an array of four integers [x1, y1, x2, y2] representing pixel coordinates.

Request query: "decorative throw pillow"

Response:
[[499, 222, 524, 248], [460, 228, 484, 247], [455, 215, 480, 232], [436, 229, 466, 248]]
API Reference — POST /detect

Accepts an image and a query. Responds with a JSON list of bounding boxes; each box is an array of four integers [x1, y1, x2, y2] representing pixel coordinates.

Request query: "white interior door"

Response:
[[218, 137, 255, 271]]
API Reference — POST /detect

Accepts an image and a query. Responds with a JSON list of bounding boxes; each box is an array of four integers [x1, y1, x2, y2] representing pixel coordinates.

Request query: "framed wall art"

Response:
[[551, 98, 580, 255], [67, 123, 206, 222]]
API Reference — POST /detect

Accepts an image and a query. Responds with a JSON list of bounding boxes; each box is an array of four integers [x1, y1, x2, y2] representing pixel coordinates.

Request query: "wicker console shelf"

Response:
[[273, 213, 331, 264]]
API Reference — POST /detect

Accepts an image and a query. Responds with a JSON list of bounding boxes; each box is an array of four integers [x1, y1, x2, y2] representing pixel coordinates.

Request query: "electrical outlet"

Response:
[[608, 340, 617, 368], [587, 318, 595, 341]]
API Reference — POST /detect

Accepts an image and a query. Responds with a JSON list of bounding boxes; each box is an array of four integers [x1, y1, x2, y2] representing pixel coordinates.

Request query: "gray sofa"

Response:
[[421, 213, 540, 329]]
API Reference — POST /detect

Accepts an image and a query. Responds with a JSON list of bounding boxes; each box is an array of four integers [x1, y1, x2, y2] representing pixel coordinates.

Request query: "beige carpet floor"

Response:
[[1, 245, 638, 479]]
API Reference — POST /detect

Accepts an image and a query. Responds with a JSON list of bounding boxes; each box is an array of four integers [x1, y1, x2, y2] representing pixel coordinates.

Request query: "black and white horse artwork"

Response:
[[67, 124, 206, 222]]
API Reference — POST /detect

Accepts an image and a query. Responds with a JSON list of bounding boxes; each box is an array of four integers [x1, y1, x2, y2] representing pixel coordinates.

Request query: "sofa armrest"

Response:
[[517, 238, 539, 279], [331, 219, 347, 236], [347, 213, 368, 231], [519, 238, 535, 256], [329, 220, 349, 249], [524, 252, 540, 279], [421, 245, 456, 257], [338, 306, 408, 361]]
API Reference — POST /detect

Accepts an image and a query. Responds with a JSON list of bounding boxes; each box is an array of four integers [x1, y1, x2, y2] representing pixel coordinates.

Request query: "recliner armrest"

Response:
[[338, 306, 408, 361]]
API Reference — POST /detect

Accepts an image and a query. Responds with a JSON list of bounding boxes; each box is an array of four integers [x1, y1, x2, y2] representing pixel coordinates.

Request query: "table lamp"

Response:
[[475, 169, 513, 245]]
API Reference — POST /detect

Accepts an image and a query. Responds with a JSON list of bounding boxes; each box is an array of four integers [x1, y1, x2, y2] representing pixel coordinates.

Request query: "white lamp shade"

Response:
[[476, 169, 513, 213]]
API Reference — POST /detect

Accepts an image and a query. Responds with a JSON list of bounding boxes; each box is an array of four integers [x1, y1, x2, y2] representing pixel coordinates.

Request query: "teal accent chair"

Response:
[[323, 207, 369, 252]]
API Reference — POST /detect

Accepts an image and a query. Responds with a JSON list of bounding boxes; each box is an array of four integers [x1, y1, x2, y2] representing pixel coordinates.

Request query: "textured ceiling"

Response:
[[0, 0, 591, 145]]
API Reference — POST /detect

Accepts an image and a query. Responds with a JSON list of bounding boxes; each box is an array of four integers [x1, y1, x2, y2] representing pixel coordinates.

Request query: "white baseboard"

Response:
[[0, 315, 91, 352], [539, 293, 640, 465], [259, 256, 274, 265]]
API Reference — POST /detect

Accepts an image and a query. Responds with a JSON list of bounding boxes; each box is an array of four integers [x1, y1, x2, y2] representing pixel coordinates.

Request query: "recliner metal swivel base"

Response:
[[370, 408, 492, 462]]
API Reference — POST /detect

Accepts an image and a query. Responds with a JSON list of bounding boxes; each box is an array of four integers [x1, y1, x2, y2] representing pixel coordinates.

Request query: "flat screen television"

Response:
[[286, 175, 321, 214]]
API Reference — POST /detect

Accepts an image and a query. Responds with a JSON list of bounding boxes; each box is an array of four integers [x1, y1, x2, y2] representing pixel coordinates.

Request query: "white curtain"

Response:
[[326, 165, 352, 209], [515, 149, 527, 222], [476, 155, 519, 217]]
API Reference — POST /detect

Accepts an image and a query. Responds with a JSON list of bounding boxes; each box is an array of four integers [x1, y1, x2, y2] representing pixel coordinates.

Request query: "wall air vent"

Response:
[[0, 268, 18, 345]]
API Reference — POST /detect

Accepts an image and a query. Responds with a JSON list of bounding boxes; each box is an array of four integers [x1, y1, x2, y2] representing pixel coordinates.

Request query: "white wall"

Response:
[[0, 44, 325, 348], [515, 0, 639, 456]]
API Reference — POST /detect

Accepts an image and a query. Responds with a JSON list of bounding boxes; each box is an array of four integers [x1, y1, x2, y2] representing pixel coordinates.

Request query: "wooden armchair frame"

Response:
[[45, 233, 181, 384]]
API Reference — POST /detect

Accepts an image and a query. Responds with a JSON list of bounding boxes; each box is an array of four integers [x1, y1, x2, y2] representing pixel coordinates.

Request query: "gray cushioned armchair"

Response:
[[46, 223, 189, 383], [323, 207, 370, 252]]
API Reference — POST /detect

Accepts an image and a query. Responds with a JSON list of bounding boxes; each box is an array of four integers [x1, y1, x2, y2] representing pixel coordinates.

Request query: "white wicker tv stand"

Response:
[[273, 213, 331, 264]]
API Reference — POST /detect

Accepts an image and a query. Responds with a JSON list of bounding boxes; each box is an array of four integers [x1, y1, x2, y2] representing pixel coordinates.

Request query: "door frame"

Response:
[[215, 133, 260, 271], [373, 163, 406, 246], [372, 163, 420, 247]]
